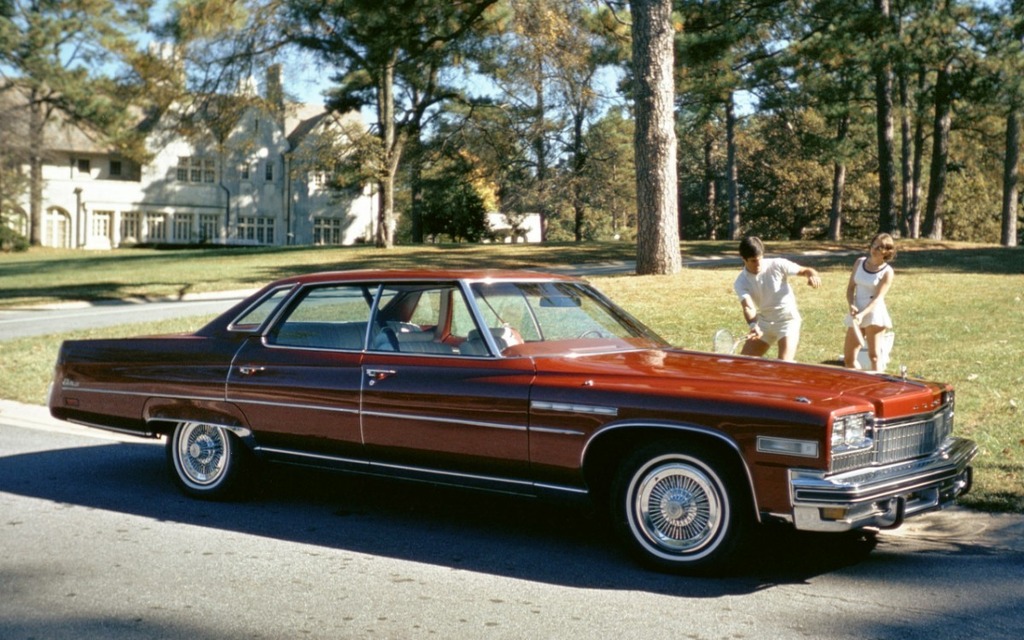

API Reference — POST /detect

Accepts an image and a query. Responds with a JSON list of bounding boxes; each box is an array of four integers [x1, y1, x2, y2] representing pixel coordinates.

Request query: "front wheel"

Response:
[[610, 441, 751, 574], [167, 421, 249, 500]]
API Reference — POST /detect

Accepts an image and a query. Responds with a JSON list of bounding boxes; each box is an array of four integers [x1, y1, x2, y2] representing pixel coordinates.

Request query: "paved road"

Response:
[[2, 400, 1024, 640], [0, 293, 252, 341]]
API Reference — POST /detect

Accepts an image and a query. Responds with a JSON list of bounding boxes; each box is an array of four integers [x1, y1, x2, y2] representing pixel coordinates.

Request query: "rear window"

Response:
[[230, 287, 293, 331]]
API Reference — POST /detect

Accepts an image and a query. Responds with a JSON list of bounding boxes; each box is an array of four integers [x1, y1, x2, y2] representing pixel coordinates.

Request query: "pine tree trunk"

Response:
[[899, 69, 912, 238], [828, 113, 849, 241], [376, 61, 401, 248], [923, 62, 952, 241], [910, 68, 927, 239], [631, 0, 681, 275], [1002, 108, 1020, 247], [726, 95, 740, 240], [29, 94, 44, 246], [703, 130, 717, 240], [874, 0, 897, 235]]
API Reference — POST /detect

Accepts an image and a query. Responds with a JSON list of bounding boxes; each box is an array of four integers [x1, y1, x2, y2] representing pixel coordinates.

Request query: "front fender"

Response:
[[581, 420, 760, 520]]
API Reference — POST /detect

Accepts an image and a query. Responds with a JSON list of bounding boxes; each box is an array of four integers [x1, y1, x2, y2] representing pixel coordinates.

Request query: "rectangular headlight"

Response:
[[831, 412, 874, 454]]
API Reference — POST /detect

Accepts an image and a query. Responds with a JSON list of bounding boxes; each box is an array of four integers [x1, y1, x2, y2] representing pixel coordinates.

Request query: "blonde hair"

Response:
[[870, 232, 896, 262]]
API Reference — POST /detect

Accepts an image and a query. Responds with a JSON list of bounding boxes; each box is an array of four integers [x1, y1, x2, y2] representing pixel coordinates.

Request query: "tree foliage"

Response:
[[0, 0, 152, 245], [3, 0, 1021, 255]]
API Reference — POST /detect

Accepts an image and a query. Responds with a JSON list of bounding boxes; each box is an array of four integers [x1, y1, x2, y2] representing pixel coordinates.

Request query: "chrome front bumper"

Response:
[[788, 437, 977, 533]]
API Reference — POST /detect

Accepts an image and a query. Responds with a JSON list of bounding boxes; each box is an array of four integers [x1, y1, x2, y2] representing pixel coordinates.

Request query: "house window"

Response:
[[92, 211, 112, 240], [238, 216, 275, 244], [241, 163, 250, 180], [313, 217, 344, 245], [265, 161, 274, 182], [199, 214, 219, 242], [176, 156, 216, 183], [77, 159, 91, 174], [121, 212, 141, 242], [174, 214, 194, 242], [146, 213, 167, 241], [109, 160, 122, 177]]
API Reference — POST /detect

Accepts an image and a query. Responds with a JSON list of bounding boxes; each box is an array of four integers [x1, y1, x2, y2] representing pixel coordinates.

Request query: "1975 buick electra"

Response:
[[48, 269, 976, 573]]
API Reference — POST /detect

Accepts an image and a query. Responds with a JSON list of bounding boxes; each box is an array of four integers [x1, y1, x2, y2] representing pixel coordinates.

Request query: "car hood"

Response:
[[529, 347, 944, 419]]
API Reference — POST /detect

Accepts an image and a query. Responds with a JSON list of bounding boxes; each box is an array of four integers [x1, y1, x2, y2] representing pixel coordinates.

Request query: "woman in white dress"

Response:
[[844, 233, 896, 371]]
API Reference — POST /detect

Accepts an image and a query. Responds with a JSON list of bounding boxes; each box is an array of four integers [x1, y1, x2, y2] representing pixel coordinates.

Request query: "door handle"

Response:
[[365, 368, 396, 385], [238, 366, 266, 376]]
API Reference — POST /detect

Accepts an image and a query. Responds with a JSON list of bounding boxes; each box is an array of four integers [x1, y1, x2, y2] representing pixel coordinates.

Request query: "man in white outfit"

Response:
[[733, 236, 821, 361]]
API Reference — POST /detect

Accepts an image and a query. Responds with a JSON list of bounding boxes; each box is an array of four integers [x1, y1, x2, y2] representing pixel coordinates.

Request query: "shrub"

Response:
[[0, 226, 29, 252]]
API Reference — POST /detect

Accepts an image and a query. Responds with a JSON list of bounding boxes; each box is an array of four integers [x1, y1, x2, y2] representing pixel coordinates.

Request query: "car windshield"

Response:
[[468, 280, 668, 355]]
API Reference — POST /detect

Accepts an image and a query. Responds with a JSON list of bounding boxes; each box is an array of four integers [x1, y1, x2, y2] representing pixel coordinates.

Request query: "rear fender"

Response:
[[143, 398, 254, 444]]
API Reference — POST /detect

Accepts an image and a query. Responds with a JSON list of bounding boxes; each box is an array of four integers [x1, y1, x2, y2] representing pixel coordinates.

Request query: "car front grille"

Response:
[[831, 403, 955, 474]]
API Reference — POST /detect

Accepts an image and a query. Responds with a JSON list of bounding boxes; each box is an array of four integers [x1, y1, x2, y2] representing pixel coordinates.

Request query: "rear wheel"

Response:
[[610, 441, 751, 574], [167, 422, 249, 500]]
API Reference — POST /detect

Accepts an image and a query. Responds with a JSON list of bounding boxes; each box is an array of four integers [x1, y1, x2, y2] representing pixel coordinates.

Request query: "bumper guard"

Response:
[[789, 437, 977, 533]]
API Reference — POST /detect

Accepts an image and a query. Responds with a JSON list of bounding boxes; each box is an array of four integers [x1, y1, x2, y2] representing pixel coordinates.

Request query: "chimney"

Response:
[[266, 64, 285, 120]]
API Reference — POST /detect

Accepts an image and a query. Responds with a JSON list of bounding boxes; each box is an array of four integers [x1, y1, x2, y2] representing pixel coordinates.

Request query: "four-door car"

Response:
[[48, 270, 977, 573]]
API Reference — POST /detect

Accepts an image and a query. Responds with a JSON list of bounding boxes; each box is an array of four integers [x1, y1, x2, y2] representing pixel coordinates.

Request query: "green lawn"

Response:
[[2, 240, 1021, 512]]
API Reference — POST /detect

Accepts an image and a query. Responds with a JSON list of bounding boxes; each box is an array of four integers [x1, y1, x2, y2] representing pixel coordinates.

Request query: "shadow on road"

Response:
[[2, 441, 885, 595]]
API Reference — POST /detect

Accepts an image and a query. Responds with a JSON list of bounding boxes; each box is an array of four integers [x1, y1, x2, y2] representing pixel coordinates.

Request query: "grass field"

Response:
[[2, 240, 1021, 512]]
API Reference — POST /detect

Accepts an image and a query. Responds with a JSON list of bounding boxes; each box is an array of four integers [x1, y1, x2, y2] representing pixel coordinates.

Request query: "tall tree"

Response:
[[631, 0, 680, 274], [782, 0, 876, 241], [0, 0, 151, 245], [916, 0, 977, 240], [676, 0, 787, 240], [873, 0, 899, 234], [986, 0, 1023, 247], [283, 0, 499, 248]]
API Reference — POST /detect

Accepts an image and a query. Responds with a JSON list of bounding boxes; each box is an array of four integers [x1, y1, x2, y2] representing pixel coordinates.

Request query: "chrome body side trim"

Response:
[[360, 410, 528, 432], [60, 386, 225, 404], [530, 400, 618, 417], [66, 418, 159, 439], [231, 398, 359, 416]]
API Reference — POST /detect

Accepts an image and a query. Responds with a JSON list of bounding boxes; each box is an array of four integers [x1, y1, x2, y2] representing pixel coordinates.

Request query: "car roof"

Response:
[[269, 268, 582, 287]]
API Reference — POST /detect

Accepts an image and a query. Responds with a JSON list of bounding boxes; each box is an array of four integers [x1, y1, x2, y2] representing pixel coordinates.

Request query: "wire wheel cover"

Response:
[[635, 462, 723, 553], [177, 423, 227, 486]]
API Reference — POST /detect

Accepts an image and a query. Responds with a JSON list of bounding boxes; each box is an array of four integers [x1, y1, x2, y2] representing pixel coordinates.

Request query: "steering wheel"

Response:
[[578, 329, 604, 339]]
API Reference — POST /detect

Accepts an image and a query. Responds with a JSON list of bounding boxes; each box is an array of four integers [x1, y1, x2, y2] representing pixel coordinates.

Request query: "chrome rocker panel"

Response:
[[788, 437, 977, 533]]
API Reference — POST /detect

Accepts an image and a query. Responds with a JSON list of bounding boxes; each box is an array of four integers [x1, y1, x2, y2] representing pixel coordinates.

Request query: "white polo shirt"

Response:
[[733, 257, 802, 324]]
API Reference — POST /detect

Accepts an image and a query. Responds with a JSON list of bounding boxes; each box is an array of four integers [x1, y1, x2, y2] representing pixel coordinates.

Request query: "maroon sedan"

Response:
[[48, 269, 976, 573]]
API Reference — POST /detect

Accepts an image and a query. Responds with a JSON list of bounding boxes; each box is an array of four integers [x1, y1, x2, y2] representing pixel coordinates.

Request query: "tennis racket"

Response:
[[713, 328, 743, 354]]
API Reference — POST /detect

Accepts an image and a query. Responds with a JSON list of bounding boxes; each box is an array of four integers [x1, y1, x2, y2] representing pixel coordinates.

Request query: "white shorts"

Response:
[[755, 317, 801, 345]]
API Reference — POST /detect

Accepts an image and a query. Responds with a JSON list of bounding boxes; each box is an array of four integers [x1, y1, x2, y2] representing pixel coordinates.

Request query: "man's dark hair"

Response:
[[739, 236, 764, 260]]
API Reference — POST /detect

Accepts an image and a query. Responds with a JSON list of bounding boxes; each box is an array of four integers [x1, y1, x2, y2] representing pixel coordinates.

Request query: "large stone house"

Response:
[[2, 69, 376, 249]]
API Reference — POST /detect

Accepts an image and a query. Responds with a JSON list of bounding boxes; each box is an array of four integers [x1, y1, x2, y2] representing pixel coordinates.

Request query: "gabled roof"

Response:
[[286, 105, 364, 148], [0, 86, 109, 154]]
